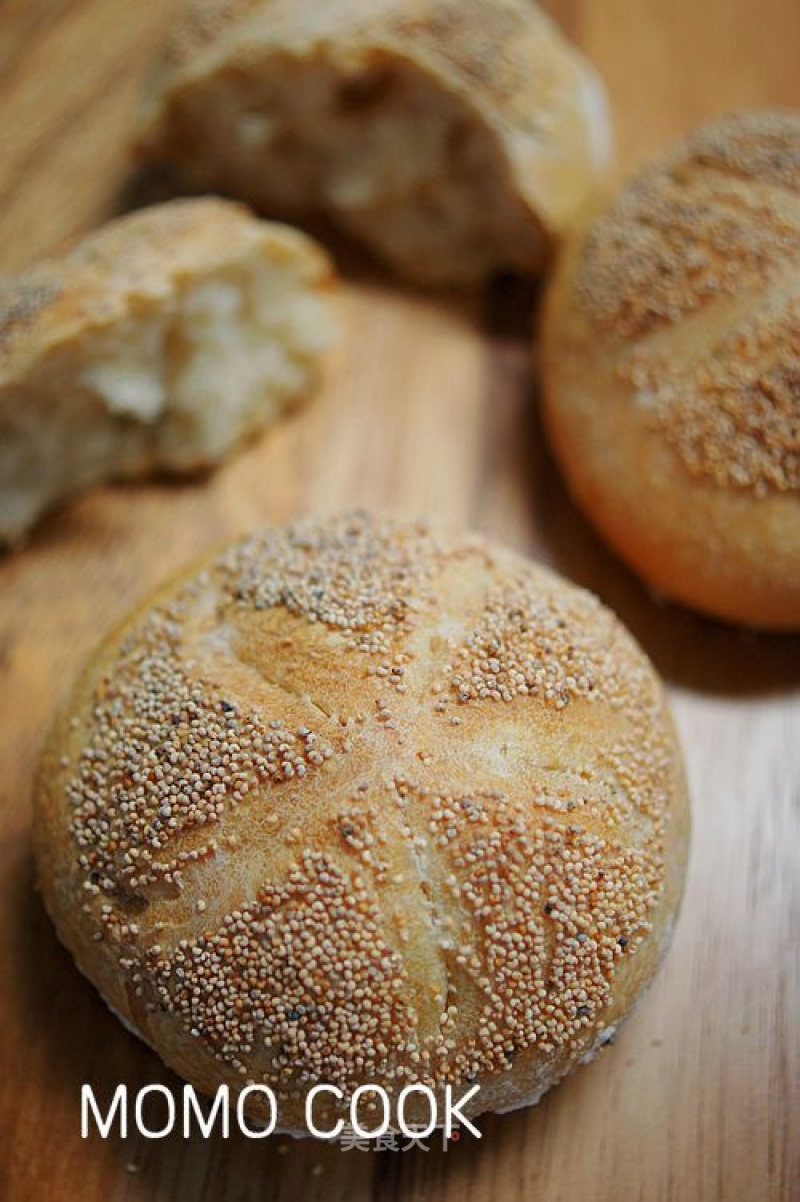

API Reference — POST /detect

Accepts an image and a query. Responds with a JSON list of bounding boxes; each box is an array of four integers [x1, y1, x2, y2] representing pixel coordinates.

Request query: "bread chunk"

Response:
[[138, 0, 611, 284], [0, 198, 336, 544]]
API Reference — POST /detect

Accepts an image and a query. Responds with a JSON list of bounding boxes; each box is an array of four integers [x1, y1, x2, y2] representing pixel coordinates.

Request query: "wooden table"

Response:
[[1, 2, 799, 1199]]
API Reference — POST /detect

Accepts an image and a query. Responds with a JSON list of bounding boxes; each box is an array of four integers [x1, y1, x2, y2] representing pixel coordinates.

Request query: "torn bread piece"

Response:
[[137, 0, 612, 285], [0, 197, 336, 545]]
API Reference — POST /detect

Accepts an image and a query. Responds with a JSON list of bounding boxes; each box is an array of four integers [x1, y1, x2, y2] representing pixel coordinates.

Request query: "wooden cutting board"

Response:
[[1, 2, 798, 1199]]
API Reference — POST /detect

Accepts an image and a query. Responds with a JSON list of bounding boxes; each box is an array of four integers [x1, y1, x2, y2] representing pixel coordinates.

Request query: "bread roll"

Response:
[[137, 0, 611, 285], [0, 198, 335, 545], [34, 511, 689, 1132], [542, 110, 800, 629]]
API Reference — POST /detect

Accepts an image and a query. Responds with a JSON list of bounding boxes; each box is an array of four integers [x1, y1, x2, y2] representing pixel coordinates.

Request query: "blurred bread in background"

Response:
[[0, 197, 336, 546], [137, 0, 611, 285], [542, 110, 800, 630]]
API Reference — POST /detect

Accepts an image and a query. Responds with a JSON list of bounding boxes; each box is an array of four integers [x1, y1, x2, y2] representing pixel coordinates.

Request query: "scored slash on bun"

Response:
[[542, 110, 800, 629], [0, 197, 336, 545], [136, 0, 612, 285], [34, 511, 689, 1132]]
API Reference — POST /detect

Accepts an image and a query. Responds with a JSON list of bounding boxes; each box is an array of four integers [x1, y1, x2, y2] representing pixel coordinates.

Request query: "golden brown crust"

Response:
[[574, 116, 800, 339], [626, 295, 800, 494], [34, 512, 689, 1130], [542, 111, 800, 629], [137, 0, 612, 283], [0, 198, 337, 545], [0, 197, 333, 387], [673, 109, 800, 195]]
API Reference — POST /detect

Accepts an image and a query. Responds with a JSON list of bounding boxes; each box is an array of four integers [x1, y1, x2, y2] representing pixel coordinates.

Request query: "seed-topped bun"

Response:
[[137, 0, 611, 285], [34, 512, 688, 1132], [542, 110, 800, 629]]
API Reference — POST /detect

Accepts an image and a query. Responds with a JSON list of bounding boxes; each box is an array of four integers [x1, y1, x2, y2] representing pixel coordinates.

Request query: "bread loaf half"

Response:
[[137, 0, 611, 284], [34, 511, 689, 1133], [0, 198, 336, 545], [542, 110, 800, 629]]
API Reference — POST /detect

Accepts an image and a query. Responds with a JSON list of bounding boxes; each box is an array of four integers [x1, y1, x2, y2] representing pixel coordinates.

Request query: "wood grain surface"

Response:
[[1, 2, 799, 1200]]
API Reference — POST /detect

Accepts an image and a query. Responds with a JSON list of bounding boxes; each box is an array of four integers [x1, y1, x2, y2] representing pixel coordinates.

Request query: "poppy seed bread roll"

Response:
[[137, 0, 611, 285], [0, 198, 336, 545], [542, 110, 800, 629], [34, 512, 689, 1133]]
